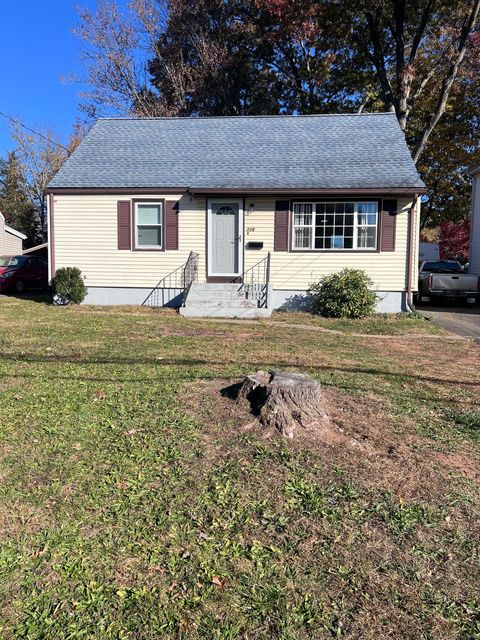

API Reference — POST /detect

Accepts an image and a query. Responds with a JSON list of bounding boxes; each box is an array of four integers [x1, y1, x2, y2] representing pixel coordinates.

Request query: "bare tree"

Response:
[[70, 0, 167, 118], [11, 123, 86, 239], [71, 0, 248, 117]]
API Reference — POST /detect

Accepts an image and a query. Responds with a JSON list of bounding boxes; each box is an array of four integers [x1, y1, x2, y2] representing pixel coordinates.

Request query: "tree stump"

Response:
[[236, 370, 329, 438]]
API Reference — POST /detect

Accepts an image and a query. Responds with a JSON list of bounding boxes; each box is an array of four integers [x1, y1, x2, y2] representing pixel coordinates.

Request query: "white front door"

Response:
[[208, 199, 243, 277]]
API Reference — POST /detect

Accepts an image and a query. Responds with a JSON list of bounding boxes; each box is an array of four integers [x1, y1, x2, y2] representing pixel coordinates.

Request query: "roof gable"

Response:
[[5, 225, 27, 240], [0, 212, 27, 240], [49, 113, 425, 192]]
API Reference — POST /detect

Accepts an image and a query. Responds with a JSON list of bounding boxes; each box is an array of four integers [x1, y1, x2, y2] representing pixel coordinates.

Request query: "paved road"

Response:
[[416, 303, 480, 339]]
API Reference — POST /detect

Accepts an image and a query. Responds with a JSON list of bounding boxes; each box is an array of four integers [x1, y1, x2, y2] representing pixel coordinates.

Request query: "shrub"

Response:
[[52, 267, 87, 305], [307, 268, 377, 319]]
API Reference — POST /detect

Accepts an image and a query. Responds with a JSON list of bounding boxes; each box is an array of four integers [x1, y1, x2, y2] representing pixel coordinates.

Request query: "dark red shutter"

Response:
[[117, 201, 131, 250], [165, 200, 179, 250], [274, 200, 290, 251], [380, 199, 397, 252]]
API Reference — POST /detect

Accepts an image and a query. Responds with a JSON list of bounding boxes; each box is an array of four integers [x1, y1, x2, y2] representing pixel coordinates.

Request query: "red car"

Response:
[[0, 255, 48, 293]]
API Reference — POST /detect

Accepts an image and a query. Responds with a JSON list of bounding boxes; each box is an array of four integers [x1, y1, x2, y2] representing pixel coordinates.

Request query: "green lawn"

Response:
[[0, 298, 479, 639], [270, 309, 445, 335]]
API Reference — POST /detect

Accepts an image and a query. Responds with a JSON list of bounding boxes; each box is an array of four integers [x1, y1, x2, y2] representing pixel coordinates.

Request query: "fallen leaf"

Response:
[[212, 576, 227, 588]]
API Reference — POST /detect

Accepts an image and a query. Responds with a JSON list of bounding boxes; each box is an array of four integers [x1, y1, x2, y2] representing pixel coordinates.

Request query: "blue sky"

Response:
[[0, 0, 104, 155]]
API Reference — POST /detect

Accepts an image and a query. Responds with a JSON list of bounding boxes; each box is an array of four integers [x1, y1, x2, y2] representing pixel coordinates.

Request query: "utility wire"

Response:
[[0, 110, 69, 151]]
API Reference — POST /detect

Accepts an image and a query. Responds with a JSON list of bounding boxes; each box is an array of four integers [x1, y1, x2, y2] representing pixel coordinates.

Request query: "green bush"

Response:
[[52, 267, 87, 305], [307, 268, 377, 319]]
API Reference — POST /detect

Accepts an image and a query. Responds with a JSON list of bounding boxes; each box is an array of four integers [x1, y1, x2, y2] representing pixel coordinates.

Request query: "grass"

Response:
[[0, 297, 479, 639], [270, 310, 444, 335]]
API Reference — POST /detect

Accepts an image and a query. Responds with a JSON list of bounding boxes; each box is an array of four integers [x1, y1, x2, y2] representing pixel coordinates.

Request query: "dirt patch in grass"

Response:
[[179, 377, 480, 639], [369, 335, 480, 382], [432, 451, 480, 483], [184, 378, 480, 499], [0, 501, 51, 541], [71, 305, 180, 317], [160, 327, 257, 341]]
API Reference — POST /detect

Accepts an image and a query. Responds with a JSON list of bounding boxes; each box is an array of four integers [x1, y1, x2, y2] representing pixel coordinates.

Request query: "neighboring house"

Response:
[[47, 113, 425, 316], [0, 212, 27, 255], [469, 165, 480, 274], [23, 242, 48, 259]]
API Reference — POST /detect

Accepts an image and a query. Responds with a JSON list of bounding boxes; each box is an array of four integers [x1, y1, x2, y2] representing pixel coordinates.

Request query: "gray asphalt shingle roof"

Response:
[[49, 113, 425, 191]]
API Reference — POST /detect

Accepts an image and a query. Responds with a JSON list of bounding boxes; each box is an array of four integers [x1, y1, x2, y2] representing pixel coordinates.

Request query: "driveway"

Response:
[[416, 303, 480, 339]]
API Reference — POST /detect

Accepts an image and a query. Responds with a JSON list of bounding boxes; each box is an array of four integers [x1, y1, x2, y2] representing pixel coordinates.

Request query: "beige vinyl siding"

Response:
[[53, 193, 417, 292], [245, 197, 415, 292], [4, 231, 23, 255], [54, 193, 206, 288], [0, 216, 4, 254], [0, 216, 23, 255]]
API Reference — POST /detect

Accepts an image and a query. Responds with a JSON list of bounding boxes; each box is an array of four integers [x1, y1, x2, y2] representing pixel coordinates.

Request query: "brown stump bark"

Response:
[[236, 370, 329, 438]]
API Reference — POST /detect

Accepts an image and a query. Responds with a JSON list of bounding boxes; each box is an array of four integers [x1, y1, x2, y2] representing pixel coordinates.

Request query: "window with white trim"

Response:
[[135, 202, 163, 249], [292, 201, 378, 250]]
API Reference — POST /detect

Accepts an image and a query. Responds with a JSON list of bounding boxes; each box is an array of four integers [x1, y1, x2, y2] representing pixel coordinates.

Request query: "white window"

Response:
[[356, 202, 377, 249], [293, 203, 313, 249], [292, 201, 378, 250], [135, 202, 163, 249]]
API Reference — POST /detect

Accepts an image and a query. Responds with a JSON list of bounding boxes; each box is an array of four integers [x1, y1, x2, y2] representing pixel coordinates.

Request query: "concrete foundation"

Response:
[[84, 286, 408, 314], [272, 289, 408, 314]]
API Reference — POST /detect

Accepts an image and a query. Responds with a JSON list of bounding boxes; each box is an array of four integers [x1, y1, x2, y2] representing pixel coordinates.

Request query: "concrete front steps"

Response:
[[180, 283, 273, 319]]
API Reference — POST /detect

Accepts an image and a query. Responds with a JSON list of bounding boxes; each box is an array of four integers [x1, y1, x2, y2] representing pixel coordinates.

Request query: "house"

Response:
[[469, 165, 480, 274], [23, 242, 48, 259], [0, 212, 27, 255], [47, 113, 425, 317]]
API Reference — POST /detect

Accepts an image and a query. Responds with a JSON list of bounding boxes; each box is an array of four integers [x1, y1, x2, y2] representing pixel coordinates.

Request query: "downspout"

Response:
[[406, 194, 418, 311], [47, 192, 55, 283]]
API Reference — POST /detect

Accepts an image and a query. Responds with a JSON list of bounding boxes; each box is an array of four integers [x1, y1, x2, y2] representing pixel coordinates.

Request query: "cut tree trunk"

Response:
[[236, 370, 329, 438]]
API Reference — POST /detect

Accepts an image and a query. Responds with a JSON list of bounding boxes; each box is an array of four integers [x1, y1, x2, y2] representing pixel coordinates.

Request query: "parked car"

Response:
[[418, 260, 479, 304], [0, 255, 48, 293]]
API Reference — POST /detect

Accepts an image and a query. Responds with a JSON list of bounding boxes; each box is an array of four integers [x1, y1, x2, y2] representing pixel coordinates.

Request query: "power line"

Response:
[[0, 110, 69, 151]]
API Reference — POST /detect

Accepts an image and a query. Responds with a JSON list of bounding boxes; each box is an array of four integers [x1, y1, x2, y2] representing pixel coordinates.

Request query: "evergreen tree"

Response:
[[0, 153, 40, 248]]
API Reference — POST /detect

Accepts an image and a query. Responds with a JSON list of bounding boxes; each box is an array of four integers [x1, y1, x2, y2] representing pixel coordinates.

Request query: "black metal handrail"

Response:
[[239, 252, 271, 308], [142, 251, 199, 307]]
